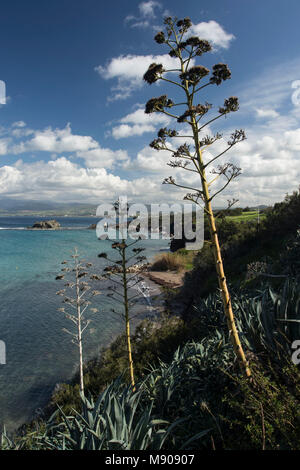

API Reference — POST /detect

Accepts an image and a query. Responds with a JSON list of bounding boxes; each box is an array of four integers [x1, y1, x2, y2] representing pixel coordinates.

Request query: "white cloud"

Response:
[[124, 145, 169, 172], [120, 108, 169, 125], [285, 128, 300, 151], [112, 108, 170, 139], [2, 53, 300, 207], [0, 156, 175, 204], [1, 123, 129, 170], [125, 1, 162, 28], [122, 118, 300, 207], [1, 121, 300, 207], [12, 121, 26, 128], [139, 1, 161, 18], [96, 20, 234, 100], [189, 20, 235, 49], [0, 139, 10, 156], [10, 121, 34, 138], [12, 123, 99, 154], [0, 157, 128, 201], [112, 124, 156, 139], [95, 54, 180, 100], [255, 108, 279, 119], [77, 147, 129, 169]]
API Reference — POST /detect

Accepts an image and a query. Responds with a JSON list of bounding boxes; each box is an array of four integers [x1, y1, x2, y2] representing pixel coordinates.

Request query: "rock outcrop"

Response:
[[30, 220, 61, 230]]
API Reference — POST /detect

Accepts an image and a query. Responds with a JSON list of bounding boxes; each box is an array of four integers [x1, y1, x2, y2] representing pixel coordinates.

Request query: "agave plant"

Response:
[[141, 334, 230, 448], [37, 378, 178, 450], [0, 426, 16, 450], [230, 279, 300, 356]]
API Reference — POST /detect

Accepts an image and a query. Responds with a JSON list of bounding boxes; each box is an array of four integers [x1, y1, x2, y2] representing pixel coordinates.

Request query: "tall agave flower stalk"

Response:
[[143, 16, 251, 377], [98, 199, 147, 392], [56, 248, 101, 394], [98, 238, 147, 392]]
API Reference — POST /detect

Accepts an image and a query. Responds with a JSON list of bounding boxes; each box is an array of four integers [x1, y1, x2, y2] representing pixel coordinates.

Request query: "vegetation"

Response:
[[150, 251, 187, 271], [3, 272, 300, 449], [225, 210, 266, 223]]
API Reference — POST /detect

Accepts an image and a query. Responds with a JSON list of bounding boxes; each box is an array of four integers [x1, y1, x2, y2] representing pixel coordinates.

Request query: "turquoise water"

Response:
[[0, 217, 169, 430]]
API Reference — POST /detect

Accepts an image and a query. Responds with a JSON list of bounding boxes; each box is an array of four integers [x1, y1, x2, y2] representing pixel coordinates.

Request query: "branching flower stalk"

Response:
[[56, 248, 101, 394], [143, 16, 251, 377], [98, 223, 147, 392]]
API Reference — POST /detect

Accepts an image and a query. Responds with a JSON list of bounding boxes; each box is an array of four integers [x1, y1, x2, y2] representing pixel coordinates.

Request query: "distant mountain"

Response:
[[251, 205, 269, 210], [0, 198, 272, 216], [0, 198, 97, 215]]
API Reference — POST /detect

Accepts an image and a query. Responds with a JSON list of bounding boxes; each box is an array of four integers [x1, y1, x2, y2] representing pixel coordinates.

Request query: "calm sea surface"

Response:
[[0, 216, 169, 430]]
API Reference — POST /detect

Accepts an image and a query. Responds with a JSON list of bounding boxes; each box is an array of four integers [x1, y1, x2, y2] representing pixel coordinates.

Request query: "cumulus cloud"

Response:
[[122, 119, 300, 207], [0, 157, 128, 201], [95, 54, 180, 100], [12, 123, 99, 154], [0, 156, 176, 204], [1, 123, 130, 171], [112, 124, 156, 139], [77, 147, 129, 169], [1, 122, 300, 206], [2, 53, 300, 207], [124, 145, 170, 172], [112, 108, 170, 139], [189, 20, 235, 49]]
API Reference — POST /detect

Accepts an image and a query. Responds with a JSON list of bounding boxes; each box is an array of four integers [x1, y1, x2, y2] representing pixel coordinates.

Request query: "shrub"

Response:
[[223, 359, 300, 450], [150, 253, 185, 271]]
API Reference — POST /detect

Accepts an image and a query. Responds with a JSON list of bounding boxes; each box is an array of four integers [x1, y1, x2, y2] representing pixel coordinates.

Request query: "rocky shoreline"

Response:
[[102, 260, 185, 289]]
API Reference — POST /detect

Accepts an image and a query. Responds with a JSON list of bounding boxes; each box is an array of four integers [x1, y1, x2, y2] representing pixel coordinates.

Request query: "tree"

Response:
[[143, 16, 251, 377], [56, 249, 101, 394]]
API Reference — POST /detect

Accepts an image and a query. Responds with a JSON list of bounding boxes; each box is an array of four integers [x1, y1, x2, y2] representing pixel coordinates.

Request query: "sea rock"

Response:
[[30, 220, 61, 230]]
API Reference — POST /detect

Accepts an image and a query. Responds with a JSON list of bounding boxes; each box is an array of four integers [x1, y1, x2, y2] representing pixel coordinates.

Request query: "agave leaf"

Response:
[[180, 428, 211, 449]]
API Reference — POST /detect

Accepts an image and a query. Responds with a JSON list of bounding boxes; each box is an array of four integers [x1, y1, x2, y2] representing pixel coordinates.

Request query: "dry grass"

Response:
[[150, 252, 185, 272]]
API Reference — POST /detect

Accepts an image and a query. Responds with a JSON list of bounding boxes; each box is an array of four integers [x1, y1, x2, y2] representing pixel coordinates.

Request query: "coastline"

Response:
[[16, 264, 170, 431], [0, 218, 179, 432], [19, 258, 186, 433]]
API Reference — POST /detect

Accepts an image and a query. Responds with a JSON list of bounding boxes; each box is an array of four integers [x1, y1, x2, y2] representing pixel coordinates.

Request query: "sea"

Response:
[[0, 216, 169, 431]]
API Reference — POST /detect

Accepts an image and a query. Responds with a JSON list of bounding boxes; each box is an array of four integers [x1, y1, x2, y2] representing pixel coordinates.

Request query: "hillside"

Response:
[[3, 190, 300, 450]]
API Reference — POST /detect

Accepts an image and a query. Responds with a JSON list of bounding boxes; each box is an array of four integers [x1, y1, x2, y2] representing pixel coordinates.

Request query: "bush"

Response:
[[150, 253, 185, 271], [223, 359, 300, 450]]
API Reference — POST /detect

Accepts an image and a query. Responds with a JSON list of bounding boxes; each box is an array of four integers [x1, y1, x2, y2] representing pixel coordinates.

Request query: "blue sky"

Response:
[[1, 0, 300, 206]]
